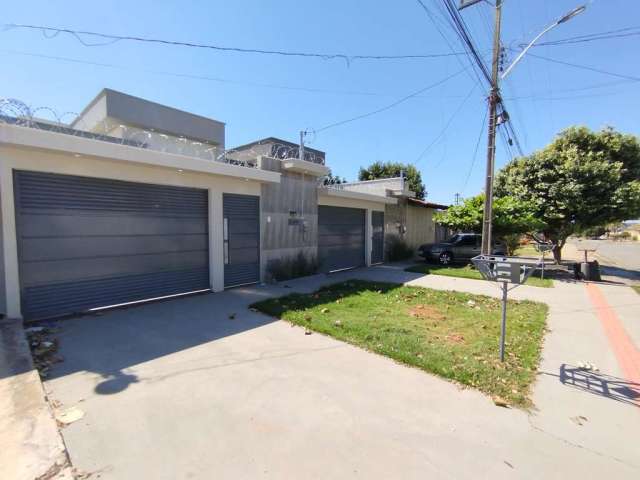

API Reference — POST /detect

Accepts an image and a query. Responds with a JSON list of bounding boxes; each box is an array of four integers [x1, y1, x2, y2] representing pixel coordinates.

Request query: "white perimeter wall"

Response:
[[0, 146, 262, 319]]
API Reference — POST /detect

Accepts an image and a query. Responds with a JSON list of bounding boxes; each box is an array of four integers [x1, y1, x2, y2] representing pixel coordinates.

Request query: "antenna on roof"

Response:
[[299, 130, 307, 161]]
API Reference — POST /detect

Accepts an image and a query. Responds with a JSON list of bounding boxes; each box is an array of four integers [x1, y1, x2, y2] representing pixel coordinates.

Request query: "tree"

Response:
[[323, 169, 346, 186], [495, 126, 640, 261], [434, 195, 544, 247], [358, 161, 426, 199]]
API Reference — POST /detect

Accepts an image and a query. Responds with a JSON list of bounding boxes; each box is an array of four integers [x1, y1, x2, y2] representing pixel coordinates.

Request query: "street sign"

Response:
[[472, 255, 543, 361], [458, 0, 483, 10]]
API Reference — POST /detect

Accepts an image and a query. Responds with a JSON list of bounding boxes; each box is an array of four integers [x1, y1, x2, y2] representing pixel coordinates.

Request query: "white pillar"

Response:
[[0, 164, 22, 319], [209, 189, 225, 292], [365, 209, 372, 267]]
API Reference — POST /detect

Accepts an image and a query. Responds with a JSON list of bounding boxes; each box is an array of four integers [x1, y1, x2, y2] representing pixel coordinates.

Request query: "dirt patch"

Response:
[[445, 333, 465, 344], [408, 304, 446, 321]]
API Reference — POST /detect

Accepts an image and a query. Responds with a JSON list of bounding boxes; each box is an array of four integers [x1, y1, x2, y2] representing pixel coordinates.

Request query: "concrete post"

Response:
[[0, 165, 22, 319], [209, 189, 225, 292], [365, 209, 373, 266]]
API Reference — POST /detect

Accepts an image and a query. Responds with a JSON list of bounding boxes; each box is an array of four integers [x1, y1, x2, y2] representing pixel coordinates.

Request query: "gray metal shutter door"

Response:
[[318, 206, 365, 273], [223, 194, 260, 287], [371, 211, 384, 264], [14, 170, 210, 320]]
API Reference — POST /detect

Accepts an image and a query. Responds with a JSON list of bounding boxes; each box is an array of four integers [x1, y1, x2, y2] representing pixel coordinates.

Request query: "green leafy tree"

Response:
[[495, 126, 640, 261], [434, 195, 544, 244], [323, 169, 346, 185], [358, 161, 426, 199]]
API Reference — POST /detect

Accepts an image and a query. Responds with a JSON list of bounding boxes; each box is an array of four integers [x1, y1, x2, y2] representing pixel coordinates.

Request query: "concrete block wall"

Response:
[[259, 156, 320, 281]]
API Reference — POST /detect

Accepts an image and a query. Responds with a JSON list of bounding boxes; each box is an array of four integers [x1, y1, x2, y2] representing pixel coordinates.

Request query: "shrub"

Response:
[[579, 225, 607, 239], [385, 235, 414, 261], [502, 234, 522, 255], [267, 251, 319, 282], [614, 231, 632, 241]]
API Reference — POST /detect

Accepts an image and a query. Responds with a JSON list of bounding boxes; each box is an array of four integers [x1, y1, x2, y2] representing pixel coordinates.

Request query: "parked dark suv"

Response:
[[418, 233, 506, 265]]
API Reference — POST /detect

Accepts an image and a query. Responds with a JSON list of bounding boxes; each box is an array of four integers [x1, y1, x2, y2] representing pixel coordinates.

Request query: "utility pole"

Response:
[[459, 0, 585, 255], [454, 192, 461, 206], [480, 0, 503, 255]]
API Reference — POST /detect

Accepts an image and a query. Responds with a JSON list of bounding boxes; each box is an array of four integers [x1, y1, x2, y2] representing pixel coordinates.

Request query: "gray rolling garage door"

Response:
[[223, 194, 260, 287], [14, 170, 210, 320], [318, 206, 365, 273], [371, 211, 384, 265]]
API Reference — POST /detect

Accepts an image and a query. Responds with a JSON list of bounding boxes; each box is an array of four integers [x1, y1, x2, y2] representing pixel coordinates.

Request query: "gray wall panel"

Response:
[[372, 211, 384, 264], [0, 176, 5, 315], [318, 206, 365, 273], [18, 213, 207, 237], [14, 170, 210, 320], [223, 194, 260, 287]]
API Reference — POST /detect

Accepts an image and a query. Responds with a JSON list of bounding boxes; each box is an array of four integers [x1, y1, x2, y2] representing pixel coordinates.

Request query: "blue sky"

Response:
[[1, 0, 638, 204]]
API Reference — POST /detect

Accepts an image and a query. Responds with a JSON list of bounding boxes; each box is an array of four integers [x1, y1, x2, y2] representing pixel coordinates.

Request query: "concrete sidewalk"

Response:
[[39, 263, 639, 479], [0, 318, 72, 480]]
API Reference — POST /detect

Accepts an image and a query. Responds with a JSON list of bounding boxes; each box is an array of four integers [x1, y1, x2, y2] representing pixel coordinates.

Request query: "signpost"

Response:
[[533, 241, 554, 280], [472, 255, 542, 361]]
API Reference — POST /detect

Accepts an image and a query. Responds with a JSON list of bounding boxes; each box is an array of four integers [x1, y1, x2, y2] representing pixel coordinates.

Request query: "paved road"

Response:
[[569, 239, 640, 281], [41, 264, 640, 479], [594, 240, 640, 271]]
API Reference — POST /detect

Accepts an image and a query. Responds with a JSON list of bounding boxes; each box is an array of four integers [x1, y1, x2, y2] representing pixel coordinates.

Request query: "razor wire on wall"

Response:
[[0, 98, 324, 168]]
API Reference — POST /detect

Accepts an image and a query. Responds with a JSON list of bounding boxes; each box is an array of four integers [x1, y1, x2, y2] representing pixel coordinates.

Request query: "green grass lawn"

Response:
[[513, 244, 540, 257], [252, 280, 548, 407], [405, 263, 553, 288]]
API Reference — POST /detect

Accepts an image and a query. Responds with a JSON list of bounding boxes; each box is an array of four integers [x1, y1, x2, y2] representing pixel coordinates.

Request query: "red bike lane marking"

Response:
[[585, 283, 640, 384]]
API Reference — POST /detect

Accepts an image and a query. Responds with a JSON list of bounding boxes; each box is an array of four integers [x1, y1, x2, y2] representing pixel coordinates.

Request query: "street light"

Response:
[[501, 4, 586, 79]]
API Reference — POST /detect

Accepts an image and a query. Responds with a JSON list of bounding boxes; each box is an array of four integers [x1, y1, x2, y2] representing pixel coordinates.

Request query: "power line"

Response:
[[415, 82, 479, 166], [414, 0, 487, 87], [527, 52, 640, 82], [2, 23, 468, 63], [533, 26, 640, 47], [7, 48, 628, 103], [461, 107, 488, 193], [313, 65, 468, 133]]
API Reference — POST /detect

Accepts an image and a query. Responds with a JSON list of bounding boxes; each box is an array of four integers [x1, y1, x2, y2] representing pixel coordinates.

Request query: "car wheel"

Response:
[[439, 252, 453, 265]]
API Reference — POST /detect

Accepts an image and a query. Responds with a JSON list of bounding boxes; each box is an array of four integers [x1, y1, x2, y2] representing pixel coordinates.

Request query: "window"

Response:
[[457, 236, 477, 246]]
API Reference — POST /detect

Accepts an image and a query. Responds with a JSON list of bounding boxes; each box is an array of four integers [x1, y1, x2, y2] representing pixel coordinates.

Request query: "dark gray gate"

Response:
[[318, 206, 365, 273], [223, 194, 260, 287], [371, 211, 384, 264], [14, 170, 210, 320]]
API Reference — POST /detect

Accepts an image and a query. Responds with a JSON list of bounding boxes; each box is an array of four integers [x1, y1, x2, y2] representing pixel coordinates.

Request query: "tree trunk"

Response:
[[551, 237, 567, 264]]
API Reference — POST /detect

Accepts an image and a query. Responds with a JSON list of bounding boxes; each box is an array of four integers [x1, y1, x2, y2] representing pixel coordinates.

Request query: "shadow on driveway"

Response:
[[44, 285, 289, 394], [37, 264, 429, 395]]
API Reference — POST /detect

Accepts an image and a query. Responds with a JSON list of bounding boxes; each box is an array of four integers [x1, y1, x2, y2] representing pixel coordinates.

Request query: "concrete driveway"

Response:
[[43, 266, 640, 479]]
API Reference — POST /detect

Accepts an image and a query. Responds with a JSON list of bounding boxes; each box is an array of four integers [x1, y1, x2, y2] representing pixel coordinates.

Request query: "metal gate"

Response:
[[223, 194, 260, 287], [14, 170, 210, 320], [371, 211, 384, 264], [318, 206, 365, 273]]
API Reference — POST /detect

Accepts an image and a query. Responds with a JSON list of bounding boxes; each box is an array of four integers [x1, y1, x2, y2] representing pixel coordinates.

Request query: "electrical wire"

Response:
[[533, 26, 640, 47], [461, 107, 488, 193], [415, 81, 479, 166], [414, 0, 487, 87], [2, 23, 468, 63], [8, 48, 628, 103], [313, 65, 468, 133], [526, 52, 640, 82]]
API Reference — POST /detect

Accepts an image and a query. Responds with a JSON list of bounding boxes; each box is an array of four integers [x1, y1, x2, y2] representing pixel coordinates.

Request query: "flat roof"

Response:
[[408, 197, 449, 210], [0, 123, 279, 184], [318, 187, 397, 205], [231, 137, 325, 156], [72, 88, 225, 144]]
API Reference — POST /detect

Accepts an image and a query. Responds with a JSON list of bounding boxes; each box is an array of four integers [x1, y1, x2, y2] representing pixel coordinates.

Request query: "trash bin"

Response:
[[580, 260, 601, 281]]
